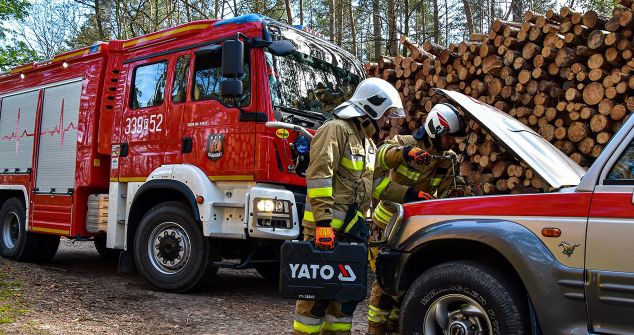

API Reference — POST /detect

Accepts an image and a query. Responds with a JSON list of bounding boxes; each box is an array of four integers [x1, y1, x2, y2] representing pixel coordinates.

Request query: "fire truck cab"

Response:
[[0, 14, 364, 292]]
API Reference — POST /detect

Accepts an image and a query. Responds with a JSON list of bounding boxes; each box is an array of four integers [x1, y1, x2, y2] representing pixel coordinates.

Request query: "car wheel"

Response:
[[0, 198, 53, 262], [133, 201, 210, 293], [401, 261, 529, 335]]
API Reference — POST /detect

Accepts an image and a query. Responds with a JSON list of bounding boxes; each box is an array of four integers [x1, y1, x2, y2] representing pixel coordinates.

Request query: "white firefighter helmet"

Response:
[[333, 78, 405, 120], [417, 103, 465, 139]]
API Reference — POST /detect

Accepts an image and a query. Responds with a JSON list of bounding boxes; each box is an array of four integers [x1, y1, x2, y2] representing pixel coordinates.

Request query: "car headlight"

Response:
[[254, 198, 293, 229], [294, 135, 310, 155]]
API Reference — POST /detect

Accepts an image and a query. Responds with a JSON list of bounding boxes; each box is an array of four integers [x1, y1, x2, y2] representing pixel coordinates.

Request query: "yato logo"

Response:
[[289, 264, 357, 282]]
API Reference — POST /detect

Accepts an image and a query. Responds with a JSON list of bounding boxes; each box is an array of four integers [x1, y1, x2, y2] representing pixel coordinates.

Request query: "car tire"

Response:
[[401, 261, 529, 335], [94, 234, 121, 261], [0, 198, 50, 261], [134, 201, 210, 293]]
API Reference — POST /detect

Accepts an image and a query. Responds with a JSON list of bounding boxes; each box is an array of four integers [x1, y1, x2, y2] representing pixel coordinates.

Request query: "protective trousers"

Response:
[[293, 233, 358, 335], [367, 281, 400, 335]]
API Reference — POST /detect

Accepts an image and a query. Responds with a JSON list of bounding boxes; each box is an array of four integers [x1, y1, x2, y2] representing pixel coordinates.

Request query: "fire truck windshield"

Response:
[[266, 51, 361, 126]]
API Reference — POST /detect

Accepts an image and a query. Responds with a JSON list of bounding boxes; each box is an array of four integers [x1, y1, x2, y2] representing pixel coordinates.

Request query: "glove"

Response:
[[404, 187, 434, 202], [315, 224, 335, 250], [340, 204, 370, 243], [403, 146, 431, 165]]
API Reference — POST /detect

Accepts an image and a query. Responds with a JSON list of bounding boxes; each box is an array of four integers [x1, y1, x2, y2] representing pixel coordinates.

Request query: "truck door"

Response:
[[180, 45, 255, 179], [117, 57, 170, 181], [586, 133, 634, 334]]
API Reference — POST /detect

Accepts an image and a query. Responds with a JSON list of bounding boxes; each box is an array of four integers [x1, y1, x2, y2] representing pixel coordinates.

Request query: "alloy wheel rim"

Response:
[[423, 293, 493, 335]]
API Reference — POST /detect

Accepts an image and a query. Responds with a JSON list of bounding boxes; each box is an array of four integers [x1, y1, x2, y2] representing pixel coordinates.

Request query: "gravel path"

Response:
[[0, 239, 372, 334]]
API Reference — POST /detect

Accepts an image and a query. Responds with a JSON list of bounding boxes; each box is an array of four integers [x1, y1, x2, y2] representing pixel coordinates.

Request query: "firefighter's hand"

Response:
[[404, 187, 434, 202], [403, 146, 431, 165], [315, 225, 335, 250]]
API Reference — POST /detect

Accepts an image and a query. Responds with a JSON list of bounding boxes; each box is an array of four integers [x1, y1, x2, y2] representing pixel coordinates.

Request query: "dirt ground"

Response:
[[0, 239, 372, 335]]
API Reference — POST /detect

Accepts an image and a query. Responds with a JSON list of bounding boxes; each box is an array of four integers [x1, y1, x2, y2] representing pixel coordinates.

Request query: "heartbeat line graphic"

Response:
[[39, 99, 76, 148], [0, 99, 76, 154]]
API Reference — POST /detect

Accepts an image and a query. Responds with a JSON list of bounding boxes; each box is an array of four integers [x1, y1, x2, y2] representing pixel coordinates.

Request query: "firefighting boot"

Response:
[[367, 320, 388, 335], [386, 306, 400, 335]]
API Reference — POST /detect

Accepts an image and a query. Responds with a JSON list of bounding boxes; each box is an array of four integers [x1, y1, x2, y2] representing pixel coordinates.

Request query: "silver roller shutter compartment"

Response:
[[0, 90, 40, 172], [36, 80, 83, 194]]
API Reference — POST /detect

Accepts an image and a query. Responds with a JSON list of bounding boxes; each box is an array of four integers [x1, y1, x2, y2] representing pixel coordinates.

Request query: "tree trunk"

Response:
[[285, 0, 293, 24], [337, 0, 343, 45], [329, 0, 335, 43], [510, 0, 522, 22], [445, 0, 449, 43], [349, 0, 357, 56], [462, 0, 475, 35], [299, 0, 304, 25], [403, 0, 409, 54], [388, 0, 398, 56], [372, 0, 381, 60], [433, 0, 439, 43], [490, 0, 495, 29]]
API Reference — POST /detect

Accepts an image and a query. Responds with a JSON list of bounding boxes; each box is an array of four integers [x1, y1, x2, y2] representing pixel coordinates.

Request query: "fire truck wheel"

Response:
[[94, 235, 121, 261], [35, 235, 60, 262], [0, 198, 47, 261], [134, 201, 210, 293], [400, 261, 529, 335]]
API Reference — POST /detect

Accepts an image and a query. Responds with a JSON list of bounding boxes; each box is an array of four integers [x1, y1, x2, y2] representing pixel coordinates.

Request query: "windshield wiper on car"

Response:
[[274, 105, 327, 121]]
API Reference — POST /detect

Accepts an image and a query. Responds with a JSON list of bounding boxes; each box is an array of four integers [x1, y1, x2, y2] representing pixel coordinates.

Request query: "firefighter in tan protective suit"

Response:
[[368, 103, 467, 335], [293, 78, 409, 335]]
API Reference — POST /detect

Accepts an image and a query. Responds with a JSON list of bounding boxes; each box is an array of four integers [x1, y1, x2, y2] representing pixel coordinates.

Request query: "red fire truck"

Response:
[[0, 14, 364, 292]]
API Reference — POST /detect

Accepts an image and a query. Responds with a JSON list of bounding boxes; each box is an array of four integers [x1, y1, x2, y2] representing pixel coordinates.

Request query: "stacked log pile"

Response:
[[365, 2, 634, 195]]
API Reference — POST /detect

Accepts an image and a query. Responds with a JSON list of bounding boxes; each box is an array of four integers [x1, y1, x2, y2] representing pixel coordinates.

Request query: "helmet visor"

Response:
[[386, 107, 406, 119]]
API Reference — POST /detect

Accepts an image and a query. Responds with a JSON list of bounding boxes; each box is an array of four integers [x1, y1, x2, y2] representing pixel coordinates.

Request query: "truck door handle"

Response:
[[631, 190, 634, 205], [119, 143, 129, 157], [182, 137, 193, 153]]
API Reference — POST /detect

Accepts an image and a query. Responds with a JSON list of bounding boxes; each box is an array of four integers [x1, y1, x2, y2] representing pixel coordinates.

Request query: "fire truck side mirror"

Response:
[[220, 79, 243, 98], [221, 39, 245, 78], [268, 40, 295, 57]]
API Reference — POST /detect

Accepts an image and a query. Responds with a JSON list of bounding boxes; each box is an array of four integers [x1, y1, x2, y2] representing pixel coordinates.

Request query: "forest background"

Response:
[[0, 0, 621, 71]]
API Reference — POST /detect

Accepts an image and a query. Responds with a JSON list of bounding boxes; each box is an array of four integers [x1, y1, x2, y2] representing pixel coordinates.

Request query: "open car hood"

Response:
[[436, 89, 586, 189]]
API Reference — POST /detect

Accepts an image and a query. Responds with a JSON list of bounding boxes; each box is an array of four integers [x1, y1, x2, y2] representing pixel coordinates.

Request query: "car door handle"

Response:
[[631, 190, 634, 205]]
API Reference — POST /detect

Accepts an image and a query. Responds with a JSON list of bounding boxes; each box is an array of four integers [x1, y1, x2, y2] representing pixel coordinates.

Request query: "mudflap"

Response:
[[279, 240, 368, 302]]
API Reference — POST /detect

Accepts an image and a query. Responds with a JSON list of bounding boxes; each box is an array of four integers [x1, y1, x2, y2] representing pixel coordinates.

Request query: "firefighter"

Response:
[[367, 102, 467, 335], [293, 78, 408, 335]]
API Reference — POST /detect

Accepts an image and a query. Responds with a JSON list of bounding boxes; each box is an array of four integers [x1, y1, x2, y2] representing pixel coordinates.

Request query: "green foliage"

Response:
[[0, 39, 38, 70]]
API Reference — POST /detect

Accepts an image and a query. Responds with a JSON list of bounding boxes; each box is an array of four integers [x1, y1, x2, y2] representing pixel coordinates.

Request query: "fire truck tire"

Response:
[[0, 198, 46, 262], [133, 201, 210, 293], [35, 235, 60, 262], [94, 235, 121, 260], [400, 261, 529, 335]]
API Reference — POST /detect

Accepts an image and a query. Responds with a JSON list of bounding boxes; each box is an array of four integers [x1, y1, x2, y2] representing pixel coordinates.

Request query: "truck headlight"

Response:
[[254, 198, 293, 229]]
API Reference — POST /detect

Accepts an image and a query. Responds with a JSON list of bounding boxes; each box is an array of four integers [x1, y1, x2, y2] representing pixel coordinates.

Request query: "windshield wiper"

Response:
[[274, 105, 327, 121]]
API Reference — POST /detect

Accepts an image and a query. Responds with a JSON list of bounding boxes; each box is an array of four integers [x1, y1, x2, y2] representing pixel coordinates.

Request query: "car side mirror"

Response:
[[268, 40, 295, 56]]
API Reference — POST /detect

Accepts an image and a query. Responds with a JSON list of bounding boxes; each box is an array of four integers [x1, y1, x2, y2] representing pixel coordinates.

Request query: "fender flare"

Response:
[[130, 179, 200, 220], [0, 185, 29, 230], [389, 219, 588, 334]]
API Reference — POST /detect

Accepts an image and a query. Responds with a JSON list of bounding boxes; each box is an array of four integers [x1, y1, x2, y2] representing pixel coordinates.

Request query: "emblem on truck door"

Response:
[[206, 134, 224, 160], [559, 241, 580, 257]]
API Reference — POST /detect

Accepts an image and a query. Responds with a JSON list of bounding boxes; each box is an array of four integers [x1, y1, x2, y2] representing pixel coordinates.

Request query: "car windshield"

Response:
[[266, 51, 361, 121]]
